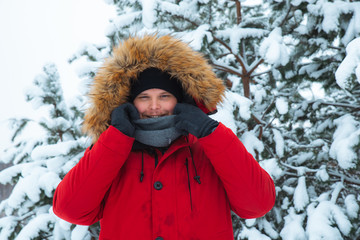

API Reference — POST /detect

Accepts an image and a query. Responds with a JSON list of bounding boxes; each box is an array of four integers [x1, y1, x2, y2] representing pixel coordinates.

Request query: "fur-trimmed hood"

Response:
[[83, 34, 225, 143]]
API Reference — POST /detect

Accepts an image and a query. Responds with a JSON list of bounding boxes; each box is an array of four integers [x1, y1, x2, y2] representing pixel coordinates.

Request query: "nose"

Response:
[[149, 98, 160, 110]]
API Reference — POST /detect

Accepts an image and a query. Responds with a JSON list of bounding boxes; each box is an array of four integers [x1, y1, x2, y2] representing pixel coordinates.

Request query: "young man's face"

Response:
[[133, 88, 177, 119]]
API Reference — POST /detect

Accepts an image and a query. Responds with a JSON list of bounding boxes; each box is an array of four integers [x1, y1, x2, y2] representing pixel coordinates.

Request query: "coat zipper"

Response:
[[185, 158, 193, 211], [154, 153, 158, 168]]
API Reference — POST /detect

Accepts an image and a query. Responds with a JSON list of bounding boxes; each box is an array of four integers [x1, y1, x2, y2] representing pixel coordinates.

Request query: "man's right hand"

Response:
[[111, 103, 139, 137]]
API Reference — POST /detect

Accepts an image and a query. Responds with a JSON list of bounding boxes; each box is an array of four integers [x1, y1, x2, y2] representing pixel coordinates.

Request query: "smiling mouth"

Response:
[[143, 115, 167, 119]]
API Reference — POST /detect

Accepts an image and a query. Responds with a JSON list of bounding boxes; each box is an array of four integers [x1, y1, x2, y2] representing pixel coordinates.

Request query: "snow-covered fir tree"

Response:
[[0, 63, 99, 239], [1, 0, 359, 239]]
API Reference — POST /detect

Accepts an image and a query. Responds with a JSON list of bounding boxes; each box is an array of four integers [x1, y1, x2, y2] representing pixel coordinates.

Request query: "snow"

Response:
[[281, 197, 290, 210], [211, 92, 237, 133], [178, 24, 213, 51], [12, 137, 46, 165], [260, 158, 283, 180], [38, 172, 61, 197], [282, 186, 294, 196], [141, 0, 157, 29], [288, 152, 314, 165], [31, 139, 84, 160], [71, 225, 91, 240], [307, 201, 352, 239], [241, 131, 264, 158], [293, 176, 309, 212], [259, 219, 279, 239], [58, 218, 72, 231], [24, 85, 45, 110], [295, 24, 308, 35], [51, 207, 92, 240], [217, 26, 268, 55], [229, 75, 241, 92], [212, 90, 252, 134], [316, 118, 333, 133], [0, 216, 17, 240], [245, 218, 256, 227], [15, 213, 54, 239], [7, 167, 47, 207], [0, 162, 42, 185], [53, 221, 71, 240], [112, 11, 142, 29], [159, 1, 199, 23], [61, 158, 79, 174], [275, 97, 288, 115], [344, 194, 359, 219], [342, 3, 360, 45], [290, 0, 304, 7], [315, 165, 329, 182], [298, 64, 320, 77], [40, 117, 71, 132], [308, 1, 360, 45], [71, 56, 103, 77], [159, 2, 181, 16], [228, 91, 253, 120], [77, 42, 105, 61], [272, 129, 284, 158], [238, 227, 271, 240], [15, 171, 42, 204], [280, 208, 306, 240], [251, 85, 267, 104], [310, 139, 325, 147], [329, 114, 360, 169], [186, 25, 213, 51], [330, 182, 344, 204], [259, 27, 289, 67], [46, 156, 69, 174], [320, 1, 351, 34], [335, 37, 360, 89]]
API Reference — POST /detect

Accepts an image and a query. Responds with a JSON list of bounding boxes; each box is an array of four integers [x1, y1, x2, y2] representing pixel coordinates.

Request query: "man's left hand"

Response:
[[174, 103, 219, 138]]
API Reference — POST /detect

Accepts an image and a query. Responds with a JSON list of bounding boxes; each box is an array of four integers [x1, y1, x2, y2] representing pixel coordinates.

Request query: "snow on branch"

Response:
[[329, 114, 360, 170], [113, 11, 142, 29], [216, 26, 267, 54], [259, 28, 289, 67], [309, 99, 360, 110], [159, 1, 200, 24], [306, 201, 352, 239], [335, 38, 360, 89], [280, 161, 360, 186], [15, 214, 55, 239]]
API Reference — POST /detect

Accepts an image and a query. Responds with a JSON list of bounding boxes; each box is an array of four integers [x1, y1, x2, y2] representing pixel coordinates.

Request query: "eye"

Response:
[[138, 95, 149, 99], [160, 94, 171, 98]]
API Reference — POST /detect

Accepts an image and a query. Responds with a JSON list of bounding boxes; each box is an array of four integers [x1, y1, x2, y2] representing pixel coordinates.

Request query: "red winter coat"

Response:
[[53, 123, 275, 240]]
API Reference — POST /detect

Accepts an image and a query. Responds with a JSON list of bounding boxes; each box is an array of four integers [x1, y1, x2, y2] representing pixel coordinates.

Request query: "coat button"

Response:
[[154, 181, 163, 190], [155, 237, 163, 240]]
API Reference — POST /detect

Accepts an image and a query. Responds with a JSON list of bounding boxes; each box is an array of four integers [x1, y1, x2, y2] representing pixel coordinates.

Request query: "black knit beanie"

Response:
[[129, 68, 184, 102]]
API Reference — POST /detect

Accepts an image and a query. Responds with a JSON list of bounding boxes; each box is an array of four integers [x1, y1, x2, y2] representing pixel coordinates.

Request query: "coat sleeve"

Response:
[[53, 126, 134, 225], [198, 123, 276, 219]]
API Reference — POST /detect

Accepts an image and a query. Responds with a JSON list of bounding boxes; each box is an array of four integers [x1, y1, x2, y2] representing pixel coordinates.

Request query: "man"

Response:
[[53, 34, 275, 240]]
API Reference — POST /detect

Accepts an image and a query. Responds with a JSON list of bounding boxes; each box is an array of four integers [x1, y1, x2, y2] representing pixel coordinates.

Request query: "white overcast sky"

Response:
[[0, 0, 116, 149]]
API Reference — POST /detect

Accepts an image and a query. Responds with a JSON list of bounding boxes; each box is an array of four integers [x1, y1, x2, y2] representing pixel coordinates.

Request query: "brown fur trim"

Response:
[[83, 34, 225, 143]]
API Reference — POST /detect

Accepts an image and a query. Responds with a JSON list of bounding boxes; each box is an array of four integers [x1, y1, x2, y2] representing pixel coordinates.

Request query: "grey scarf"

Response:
[[133, 115, 183, 147]]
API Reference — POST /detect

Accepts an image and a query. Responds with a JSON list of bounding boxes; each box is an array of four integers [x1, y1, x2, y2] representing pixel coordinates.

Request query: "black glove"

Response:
[[174, 103, 219, 138], [111, 103, 139, 137]]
